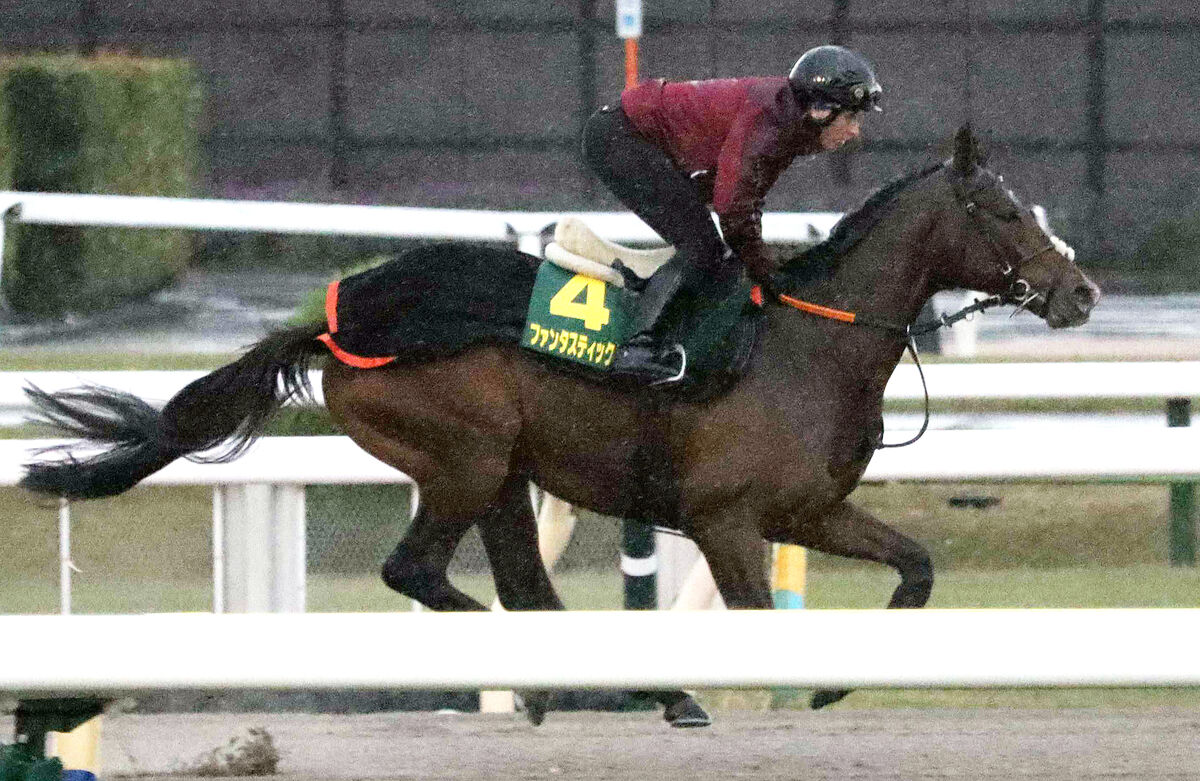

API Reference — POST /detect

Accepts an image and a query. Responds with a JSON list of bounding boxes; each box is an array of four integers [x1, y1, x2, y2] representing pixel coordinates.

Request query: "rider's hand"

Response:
[[741, 245, 781, 284]]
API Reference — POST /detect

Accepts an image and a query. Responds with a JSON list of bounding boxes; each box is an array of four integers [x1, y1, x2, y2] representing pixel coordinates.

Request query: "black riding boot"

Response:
[[606, 257, 691, 384], [611, 246, 742, 385]]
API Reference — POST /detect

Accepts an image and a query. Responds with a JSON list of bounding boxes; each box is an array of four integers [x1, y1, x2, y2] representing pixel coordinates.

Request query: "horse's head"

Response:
[[934, 126, 1100, 328]]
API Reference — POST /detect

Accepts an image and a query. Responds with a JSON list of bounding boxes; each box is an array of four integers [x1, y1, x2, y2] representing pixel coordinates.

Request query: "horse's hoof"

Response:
[[516, 690, 552, 726], [663, 696, 711, 728], [810, 688, 851, 710]]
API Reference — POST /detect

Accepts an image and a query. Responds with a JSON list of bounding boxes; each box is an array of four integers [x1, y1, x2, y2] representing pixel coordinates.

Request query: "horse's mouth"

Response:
[[1041, 282, 1101, 329]]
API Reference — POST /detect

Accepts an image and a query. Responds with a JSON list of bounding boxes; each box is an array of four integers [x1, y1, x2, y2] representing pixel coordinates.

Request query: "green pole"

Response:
[[622, 520, 656, 610], [1167, 398, 1195, 566]]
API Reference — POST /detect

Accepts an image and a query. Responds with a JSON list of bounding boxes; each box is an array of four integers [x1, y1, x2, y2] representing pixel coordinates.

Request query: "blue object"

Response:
[[772, 590, 805, 610]]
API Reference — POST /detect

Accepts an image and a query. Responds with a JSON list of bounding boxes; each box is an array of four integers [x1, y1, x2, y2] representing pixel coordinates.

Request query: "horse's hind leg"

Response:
[[475, 475, 563, 612], [782, 499, 934, 709], [381, 506, 489, 611], [323, 355, 523, 612], [474, 478, 709, 728]]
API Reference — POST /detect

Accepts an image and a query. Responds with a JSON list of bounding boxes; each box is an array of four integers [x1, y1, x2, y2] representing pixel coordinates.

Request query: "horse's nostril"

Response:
[[1073, 284, 1099, 308]]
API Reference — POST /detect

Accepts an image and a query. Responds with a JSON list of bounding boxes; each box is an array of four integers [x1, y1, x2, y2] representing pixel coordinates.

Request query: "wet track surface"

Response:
[[5, 709, 1197, 781]]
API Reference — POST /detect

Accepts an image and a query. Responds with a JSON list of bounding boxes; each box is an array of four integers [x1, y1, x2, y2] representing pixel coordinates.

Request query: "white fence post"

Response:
[[937, 291, 982, 358], [58, 498, 72, 615], [216, 484, 306, 613]]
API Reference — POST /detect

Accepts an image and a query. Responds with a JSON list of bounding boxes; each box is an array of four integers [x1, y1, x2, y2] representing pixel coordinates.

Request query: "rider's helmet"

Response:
[[788, 45, 882, 114]]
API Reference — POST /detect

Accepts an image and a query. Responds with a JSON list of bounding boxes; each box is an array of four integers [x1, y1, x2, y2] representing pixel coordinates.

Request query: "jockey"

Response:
[[582, 44, 882, 384]]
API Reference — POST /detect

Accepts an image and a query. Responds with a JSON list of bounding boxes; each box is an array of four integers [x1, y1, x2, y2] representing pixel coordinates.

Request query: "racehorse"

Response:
[[20, 126, 1099, 719]]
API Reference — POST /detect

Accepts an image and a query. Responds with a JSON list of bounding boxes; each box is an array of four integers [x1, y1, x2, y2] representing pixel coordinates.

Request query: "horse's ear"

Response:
[[952, 124, 977, 175]]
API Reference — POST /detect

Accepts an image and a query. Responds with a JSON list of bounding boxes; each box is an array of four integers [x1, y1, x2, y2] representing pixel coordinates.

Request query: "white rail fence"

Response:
[[3, 609, 1200, 695], [7, 429, 1199, 489], [0, 192, 1057, 363], [0, 188, 841, 272], [0, 189, 992, 355], [5, 361, 1198, 416]]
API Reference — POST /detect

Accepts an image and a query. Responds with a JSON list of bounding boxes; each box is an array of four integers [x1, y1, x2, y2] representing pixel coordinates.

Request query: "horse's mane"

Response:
[[779, 161, 946, 289]]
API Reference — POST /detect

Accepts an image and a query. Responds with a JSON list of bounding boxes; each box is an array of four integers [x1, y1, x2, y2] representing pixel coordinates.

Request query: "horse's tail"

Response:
[[20, 320, 328, 500]]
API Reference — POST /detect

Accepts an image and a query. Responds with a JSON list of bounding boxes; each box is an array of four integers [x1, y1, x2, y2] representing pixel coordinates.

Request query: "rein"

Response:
[[775, 291, 1006, 448], [776, 291, 1004, 339]]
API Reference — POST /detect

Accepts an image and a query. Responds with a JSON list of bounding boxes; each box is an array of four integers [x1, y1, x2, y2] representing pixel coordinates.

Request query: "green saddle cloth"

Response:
[[521, 261, 760, 386]]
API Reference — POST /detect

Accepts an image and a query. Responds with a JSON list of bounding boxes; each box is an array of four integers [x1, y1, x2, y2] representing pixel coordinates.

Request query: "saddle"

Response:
[[544, 216, 674, 287], [523, 218, 763, 396], [314, 221, 762, 398]]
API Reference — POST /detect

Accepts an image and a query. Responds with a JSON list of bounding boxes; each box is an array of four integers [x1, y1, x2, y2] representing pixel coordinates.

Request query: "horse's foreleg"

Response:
[[782, 499, 934, 708], [689, 515, 773, 609], [791, 499, 934, 608], [471, 475, 563, 725]]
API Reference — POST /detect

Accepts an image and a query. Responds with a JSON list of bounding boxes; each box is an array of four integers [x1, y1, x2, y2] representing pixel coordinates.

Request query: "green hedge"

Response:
[[0, 54, 201, 315], [1124, 213, 1200, 290], [0, 96, 10, 195]]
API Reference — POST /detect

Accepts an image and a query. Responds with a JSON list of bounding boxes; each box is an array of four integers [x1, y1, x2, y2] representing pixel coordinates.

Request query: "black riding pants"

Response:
[[581, 105, 728, 275]]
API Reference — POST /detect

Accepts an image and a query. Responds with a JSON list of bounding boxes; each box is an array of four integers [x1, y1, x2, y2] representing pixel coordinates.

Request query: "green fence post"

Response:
[[1167, 398, 1195, 566], [622, 520, 656, 610]]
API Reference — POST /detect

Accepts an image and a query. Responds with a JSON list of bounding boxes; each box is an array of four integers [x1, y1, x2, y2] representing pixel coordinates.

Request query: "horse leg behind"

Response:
[[380, 505, 489, 612], [783, 499, 934, 709], [473, 477, 710, 728]]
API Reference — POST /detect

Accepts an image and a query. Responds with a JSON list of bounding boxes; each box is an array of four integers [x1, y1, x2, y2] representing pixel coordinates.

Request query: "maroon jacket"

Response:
[[620, 76, 820, 276]]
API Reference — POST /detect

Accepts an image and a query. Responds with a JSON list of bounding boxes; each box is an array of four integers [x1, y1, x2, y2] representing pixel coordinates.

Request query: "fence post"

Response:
[[622, 521, 656, 610], [771, 544, 807, 609], [58, 499, 72, 615], [216, 484, 307, 611], [1167, 398, 1195, 566]]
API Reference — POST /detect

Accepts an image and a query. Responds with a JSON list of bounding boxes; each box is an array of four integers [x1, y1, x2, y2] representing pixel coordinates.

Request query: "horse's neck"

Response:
[[810, 198, 935, 326], [767, 196, 942, 399]]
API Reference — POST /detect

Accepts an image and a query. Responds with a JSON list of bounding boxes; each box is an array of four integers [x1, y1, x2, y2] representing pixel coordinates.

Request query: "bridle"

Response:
[[952, 174, 1060, 317], [774, 165, 1064, 448]]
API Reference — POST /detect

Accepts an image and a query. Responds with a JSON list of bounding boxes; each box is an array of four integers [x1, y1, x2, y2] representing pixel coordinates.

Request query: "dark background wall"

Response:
[[5, 1, 1199, 272]]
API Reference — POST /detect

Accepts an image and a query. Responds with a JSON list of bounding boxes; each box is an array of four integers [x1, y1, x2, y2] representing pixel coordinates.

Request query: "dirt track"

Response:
[[23, 707, 1198, 780]]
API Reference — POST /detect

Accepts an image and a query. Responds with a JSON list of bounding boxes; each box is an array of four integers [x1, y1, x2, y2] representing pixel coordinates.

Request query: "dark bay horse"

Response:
[[21, 127, 1099, 718]]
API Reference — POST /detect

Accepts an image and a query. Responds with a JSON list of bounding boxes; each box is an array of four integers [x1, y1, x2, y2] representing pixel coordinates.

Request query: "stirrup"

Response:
[[650, 344, 687, 386], [611, 259, 649, 292]]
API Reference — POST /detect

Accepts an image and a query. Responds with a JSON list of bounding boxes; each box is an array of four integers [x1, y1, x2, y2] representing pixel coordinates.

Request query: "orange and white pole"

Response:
[[616, 0, 642, 88], [624, 38, 639, 89]]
